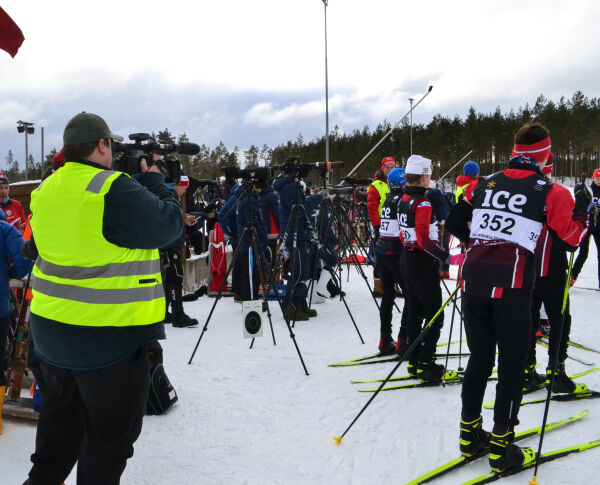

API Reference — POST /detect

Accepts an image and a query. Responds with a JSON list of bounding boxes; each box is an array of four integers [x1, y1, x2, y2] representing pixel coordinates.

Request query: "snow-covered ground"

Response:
[[2, 251, 600, 484]]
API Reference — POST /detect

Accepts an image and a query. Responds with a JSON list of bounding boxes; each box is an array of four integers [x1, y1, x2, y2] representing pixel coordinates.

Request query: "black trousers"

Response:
[[572, 231, 600, 284], [162, 247, 185, 316], [28, 347, 150, 485], [529, 274, 571, 366], [375, 252, 407, 341], [285, 242, 309, 308], [400, 250, 443, 364], [230, 242, 241, 296], [461, 290, 532, 428]]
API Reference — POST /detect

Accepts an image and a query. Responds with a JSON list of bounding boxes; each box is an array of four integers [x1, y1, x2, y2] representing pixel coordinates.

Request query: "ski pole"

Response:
[[333, 283, 459, 445], [529, 252, 575, 485], [442, 288, 459, 386], [344, 85, 433, 179], [435, 149, 474, 187]]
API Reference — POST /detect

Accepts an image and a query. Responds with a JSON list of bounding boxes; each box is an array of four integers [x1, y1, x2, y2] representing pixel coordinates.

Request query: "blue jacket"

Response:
[[258, 187, 280, 235], [218, 184, 242, 244], [236, 192, 268, 254], [426, 188, 454, 222], [0, 221, 33, 317], [273, 175, 322, 246]]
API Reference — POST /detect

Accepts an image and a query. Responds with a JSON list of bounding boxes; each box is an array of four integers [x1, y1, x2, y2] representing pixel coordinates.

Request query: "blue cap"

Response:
[[387, 167, 406, 186], [463, 161, 480, 178]]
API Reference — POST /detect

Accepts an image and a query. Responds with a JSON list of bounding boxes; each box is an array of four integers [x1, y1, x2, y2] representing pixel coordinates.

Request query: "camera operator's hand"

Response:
[[184, 214, 197, 226], [140, 154, 164, 175]]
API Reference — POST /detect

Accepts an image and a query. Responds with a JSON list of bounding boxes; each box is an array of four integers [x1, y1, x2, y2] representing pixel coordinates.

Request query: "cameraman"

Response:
[[235, 180, 269, 301], [23, 112, 183, 485], [273, 156, 325, 321]]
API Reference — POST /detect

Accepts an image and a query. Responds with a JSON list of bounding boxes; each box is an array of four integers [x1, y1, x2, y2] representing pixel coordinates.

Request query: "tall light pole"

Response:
[[322, 0, 330, 170], [408, 98, 414, 155], [17, 120, 35, 180]]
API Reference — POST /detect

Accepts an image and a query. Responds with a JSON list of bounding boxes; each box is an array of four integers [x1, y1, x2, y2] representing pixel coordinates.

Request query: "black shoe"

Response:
[[523, 362, 545, 391], [546, 362, 588, 394], [164, 311, 172, 324], [395, 338, 406, 358], [489, 427, 535, 472], [283, 303, 309, 322], [182, 285, 208, 302], [302, 307, 317, 318], [417, 360, 445, 382], [460, 415, 490, 457], [378, 336, 396, 356], [172, 313, 199, 328]]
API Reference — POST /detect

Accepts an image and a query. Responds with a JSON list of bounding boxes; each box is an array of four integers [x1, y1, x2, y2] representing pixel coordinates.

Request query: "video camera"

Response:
[[112, 133, 200, 184], [327, 185, 355, 196], [220, 166, 272, 183], [342, 176, 373, 186], [272, 156, 344, 179]]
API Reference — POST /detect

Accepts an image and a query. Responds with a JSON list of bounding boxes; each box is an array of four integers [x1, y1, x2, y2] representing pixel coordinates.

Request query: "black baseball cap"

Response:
[[63, 112, 123, 146]]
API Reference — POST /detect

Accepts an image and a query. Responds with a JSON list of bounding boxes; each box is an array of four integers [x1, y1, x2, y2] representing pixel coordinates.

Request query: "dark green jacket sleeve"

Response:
[[103, 172, 184, 249]]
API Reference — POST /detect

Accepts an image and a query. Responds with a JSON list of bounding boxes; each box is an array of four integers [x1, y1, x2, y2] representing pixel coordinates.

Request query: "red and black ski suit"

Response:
[[445, 159, 587, 429]]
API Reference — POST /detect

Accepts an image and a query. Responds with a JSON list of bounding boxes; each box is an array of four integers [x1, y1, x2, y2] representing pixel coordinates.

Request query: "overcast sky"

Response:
[[1, 0, 599, 168]]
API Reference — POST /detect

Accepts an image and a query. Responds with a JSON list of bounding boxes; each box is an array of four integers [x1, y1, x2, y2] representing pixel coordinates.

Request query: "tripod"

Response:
[[188, 182, 309, 375]]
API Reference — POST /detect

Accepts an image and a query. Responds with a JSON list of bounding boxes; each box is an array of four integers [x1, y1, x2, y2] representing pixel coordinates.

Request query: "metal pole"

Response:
[[409, 97, 414, 155], [323, 1, 330, 182], [41, 126, 45, 173], [25, 129, 29, 180]]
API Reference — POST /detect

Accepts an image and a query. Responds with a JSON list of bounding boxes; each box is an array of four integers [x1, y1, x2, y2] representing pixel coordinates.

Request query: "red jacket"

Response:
[[367, 169, 387, 226], [1, 198, 26, 231], [455, 174, 478, 188]]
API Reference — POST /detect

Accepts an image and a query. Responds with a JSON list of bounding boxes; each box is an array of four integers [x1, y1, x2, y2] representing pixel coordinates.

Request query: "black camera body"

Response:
[[221, 166, 272, 183], [273, 156, 344, 179], [112, 133, 200, 184]]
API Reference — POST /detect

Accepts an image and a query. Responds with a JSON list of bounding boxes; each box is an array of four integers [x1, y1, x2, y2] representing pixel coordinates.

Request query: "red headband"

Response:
[[512, 137, 552, 164]]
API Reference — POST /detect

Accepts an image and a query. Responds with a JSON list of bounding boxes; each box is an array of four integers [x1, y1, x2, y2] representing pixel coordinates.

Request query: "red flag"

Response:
[[0, 7, 24, 58]]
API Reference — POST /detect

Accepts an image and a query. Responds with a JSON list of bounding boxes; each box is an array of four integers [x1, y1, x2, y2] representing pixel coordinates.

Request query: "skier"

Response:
[[455, 160, 480, 203], [373, 167, 408, 355], [367, 157, 396, 296], [527, 161, 588, 394], [445, 122, 588, 473], [398, 155, 449, 381], [571, 168, 600, 287]]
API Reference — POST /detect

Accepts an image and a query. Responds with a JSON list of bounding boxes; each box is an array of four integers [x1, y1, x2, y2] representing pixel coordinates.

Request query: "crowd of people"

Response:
[[2, 113, 600, 483]]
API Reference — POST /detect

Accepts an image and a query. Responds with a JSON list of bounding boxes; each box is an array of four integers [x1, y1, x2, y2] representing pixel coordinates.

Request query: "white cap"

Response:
[[405, 154, 432, 175]]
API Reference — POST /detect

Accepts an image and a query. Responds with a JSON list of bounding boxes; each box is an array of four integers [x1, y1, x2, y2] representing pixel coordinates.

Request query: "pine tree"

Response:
[[244, 145, 260, 168]]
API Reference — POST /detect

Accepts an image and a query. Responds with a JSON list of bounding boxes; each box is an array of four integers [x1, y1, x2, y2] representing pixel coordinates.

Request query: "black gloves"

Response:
[[374, 225, 380, 239], [21, 238, 38, 261]]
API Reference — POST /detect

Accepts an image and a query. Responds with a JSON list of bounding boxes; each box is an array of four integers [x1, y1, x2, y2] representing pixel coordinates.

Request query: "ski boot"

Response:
[[489, 427, 536, 473], [395, 338, 406, 359], [416, 359, 445, 382], [407, 360, 418, 377], [546, 362, 588, 394], [522, 362, 545, 392], [282, 303, 309, 322], [378, 336, 397, 356], [172, 313, 199, 328], [459, 415, 490, 457]]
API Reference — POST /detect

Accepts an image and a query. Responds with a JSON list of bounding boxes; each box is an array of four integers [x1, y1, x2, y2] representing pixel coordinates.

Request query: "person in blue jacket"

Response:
[[218, 184, 242, 298], [235, 182, 269, 301], [0, 220, 35, 433], [258, 180, 280, 268], [273, 158, 326, 321]]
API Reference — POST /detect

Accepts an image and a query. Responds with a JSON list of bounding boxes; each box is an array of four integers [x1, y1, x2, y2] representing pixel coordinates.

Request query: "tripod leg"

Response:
[[188, 227, 248, 364], [250, 228, 277, 346]]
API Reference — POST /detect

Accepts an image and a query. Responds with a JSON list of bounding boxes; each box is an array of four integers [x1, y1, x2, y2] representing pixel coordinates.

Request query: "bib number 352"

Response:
[[479, 213, 516, 235]]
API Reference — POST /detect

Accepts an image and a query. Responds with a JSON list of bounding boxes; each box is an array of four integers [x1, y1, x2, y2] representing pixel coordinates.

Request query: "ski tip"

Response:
[[333, 436, 343, 445], [528, 477, 539, 485]]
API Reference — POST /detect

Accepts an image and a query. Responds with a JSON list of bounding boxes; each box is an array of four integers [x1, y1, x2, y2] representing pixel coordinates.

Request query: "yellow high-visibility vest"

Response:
[[370, 179, 389, 216], [30, 162, 164, 327]]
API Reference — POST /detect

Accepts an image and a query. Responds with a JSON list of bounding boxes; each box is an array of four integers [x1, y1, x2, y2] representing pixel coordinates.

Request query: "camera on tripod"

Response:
[[327, 186, 355, 196], [112, 133, 201, 184], [272, 156, 344, 178], [342, 176, 373, 186], [221, 166, 273, 190]]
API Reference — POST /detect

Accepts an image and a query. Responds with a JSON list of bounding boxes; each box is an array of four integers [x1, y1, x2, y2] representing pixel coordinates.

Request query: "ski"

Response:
[[573, 284, 600, 292], [461, 436, 600, 484], [404, 410, 589, 485], [330, 352, 470, 368], [482, 366, 600, 409], [520, 390, 600, 407], [328, 340, 466, 367], [536, 339, 595, 366], [351, 369, 497, 384], [358, 371, 462, 392]]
